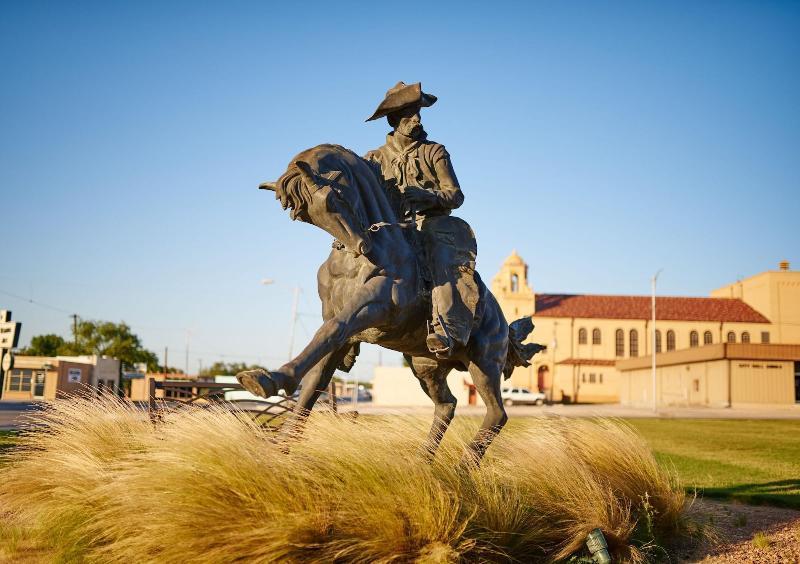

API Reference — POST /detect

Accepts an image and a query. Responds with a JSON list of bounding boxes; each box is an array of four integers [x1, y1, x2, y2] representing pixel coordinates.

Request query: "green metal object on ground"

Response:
[[586, 528, 611, 563]]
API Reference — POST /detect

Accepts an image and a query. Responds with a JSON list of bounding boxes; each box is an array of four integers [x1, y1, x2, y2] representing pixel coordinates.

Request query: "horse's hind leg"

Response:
[[406, 355, 455, 459], [464, 357, 508, 465]]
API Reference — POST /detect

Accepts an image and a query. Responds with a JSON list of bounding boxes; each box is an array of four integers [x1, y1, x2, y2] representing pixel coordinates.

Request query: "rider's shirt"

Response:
[[365, 132, 463, 218]]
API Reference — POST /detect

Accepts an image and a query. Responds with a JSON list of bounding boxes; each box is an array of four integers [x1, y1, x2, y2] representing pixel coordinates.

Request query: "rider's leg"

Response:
[[406, 355, 456, 458], [422, 217, 479, 356]]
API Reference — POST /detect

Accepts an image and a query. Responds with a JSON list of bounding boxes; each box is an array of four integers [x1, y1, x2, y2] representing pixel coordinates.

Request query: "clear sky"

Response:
[[2, 1, 798, 379]]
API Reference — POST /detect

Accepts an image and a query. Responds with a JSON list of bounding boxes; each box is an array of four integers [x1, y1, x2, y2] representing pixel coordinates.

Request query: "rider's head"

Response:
[[387, 104, 424, 139], [365, 82, 436, 140]]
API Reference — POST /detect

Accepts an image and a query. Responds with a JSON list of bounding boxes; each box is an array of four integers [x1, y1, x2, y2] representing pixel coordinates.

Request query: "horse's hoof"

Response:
[[236, 369, 275, 398], [236, 369, 296, 398]]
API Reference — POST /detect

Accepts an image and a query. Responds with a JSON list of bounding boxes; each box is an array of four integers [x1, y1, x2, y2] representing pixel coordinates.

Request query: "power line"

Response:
[[0, 289, 73, 315]]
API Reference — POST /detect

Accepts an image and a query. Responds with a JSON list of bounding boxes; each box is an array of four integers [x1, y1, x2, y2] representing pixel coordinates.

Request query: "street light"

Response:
[[651, 269, 663, 413]]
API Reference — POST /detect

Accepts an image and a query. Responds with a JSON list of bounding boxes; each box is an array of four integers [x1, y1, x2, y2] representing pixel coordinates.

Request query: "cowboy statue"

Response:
[[365, 82, 479, 358]]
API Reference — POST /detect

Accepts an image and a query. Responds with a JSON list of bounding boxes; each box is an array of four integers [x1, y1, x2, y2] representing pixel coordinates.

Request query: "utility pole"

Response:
[[164, 347, 168, 376], [288, 286, 300, 361], [71, 313, 79, 344], [651, 269, 663, 413], [184, 330, 191, 376]]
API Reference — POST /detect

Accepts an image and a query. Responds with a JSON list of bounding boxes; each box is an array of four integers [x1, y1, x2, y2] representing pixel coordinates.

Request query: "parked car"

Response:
[[501, 387, 545, 406]]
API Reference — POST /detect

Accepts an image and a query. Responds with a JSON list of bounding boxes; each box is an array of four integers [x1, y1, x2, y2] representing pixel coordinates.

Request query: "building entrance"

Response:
[[795, 362, 800, 403], [33, 371, 45, 399]]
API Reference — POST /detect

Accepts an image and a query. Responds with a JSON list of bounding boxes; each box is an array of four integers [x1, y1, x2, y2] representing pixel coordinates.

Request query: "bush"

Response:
[[0, 395, 687, 562]]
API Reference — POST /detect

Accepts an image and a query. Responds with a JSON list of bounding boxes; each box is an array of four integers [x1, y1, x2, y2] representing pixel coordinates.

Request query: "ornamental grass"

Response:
[[0, 395, 688, 562]]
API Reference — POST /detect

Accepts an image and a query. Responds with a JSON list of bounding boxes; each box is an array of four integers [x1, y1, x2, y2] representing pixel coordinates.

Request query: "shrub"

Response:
[[0, 395, 687, 562]]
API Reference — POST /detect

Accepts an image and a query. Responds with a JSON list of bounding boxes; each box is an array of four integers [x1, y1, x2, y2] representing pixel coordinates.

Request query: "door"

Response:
[[795, 362, 800, 403], [33, 371, 45, 399]]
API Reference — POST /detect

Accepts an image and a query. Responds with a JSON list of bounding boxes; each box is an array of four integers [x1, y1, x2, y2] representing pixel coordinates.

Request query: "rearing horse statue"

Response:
[[238, 144, 542, 461]]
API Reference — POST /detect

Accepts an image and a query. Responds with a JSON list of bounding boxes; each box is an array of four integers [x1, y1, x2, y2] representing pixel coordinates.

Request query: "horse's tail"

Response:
[[503, 316, 546, 380]]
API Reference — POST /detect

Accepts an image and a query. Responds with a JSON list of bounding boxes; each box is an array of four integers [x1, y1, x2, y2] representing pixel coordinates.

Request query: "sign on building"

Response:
[[67, 368, 82, 383]]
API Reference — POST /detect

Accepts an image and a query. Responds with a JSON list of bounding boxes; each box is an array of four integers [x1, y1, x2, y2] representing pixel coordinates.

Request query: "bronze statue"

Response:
[[238, 83, 543, 462]]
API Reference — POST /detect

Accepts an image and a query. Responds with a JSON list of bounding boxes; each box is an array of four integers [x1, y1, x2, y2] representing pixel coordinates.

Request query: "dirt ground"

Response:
[[676, 499, 800, 563]]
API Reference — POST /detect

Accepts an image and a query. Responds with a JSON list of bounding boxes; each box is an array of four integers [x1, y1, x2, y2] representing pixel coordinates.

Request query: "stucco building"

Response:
[[493, 252, 800, 406], [2, 355, 120, 401]]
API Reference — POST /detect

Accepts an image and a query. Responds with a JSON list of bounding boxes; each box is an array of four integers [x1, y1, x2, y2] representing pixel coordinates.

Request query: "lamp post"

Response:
[[651, 269, 663, 413]]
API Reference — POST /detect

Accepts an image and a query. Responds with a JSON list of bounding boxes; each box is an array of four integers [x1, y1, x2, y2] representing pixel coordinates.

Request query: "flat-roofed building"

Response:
[[618, 343, 800, 408], [2, 355, 119, 401]]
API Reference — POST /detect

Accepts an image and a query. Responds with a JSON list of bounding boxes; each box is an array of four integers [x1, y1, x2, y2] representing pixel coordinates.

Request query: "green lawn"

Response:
[[0, 430, 18, 456], [625, 419, 800, 509]]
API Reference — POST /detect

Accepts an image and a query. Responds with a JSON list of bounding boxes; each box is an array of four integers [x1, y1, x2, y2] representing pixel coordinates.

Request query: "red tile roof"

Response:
[[534, 294, 770, 323], [557, 358, 617, 366]]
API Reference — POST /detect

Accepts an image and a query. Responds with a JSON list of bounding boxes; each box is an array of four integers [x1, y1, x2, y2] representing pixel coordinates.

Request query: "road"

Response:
[[1, 400, 798, 430]]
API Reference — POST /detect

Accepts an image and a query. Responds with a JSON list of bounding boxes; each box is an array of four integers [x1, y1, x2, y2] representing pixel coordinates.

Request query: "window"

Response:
[[690, 331, 699, 348], [704, 331, 713, 345], [578, 328, 587, 345], [630, 329, 639, 357], [666, 330, 676, 351], [8, 369, 32, 392], [599, 373, 603, 384], [693, 379, 700, 392], [615, 329, 624, 357], [741, 332, 750, 344], [510, 274, 519, 293], [581, 373, 586, 383], [761, 331, 770, 344], [655, 330, 662, 353], [592, 328, 601, 345], [589, 373, 596, 383], [727, 331, 736, 343]]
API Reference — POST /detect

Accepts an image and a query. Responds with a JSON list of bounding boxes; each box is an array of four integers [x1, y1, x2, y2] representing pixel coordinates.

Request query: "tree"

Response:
[[25, 319, 161, 371], [21, 334, 66, 357]]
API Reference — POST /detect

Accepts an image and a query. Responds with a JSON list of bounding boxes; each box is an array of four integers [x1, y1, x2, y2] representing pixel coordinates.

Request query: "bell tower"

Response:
[[491, 250, 535, 321]]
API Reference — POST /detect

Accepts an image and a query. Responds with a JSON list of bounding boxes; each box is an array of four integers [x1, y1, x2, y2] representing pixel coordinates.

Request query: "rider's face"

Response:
[[392, 106, 423, 139]]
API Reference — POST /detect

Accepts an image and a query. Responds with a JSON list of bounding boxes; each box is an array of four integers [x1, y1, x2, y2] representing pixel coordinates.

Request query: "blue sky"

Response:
[[2, 1, 798, 378]]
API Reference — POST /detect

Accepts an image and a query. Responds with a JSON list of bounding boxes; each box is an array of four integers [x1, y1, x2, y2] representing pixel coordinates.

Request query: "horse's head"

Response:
[[261, 150, 373, 256]]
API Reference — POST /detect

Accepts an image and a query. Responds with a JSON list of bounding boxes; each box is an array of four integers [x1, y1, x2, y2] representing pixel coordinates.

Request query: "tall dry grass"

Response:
[[0, 395, 688, 562]]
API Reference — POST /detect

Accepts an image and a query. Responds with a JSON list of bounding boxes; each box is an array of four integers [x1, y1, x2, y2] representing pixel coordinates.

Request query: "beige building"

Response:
[[493, 252, 800, 405], [619, 343, 800, 408], [2, 355, 120, 401], [371, 366, 484, 407]]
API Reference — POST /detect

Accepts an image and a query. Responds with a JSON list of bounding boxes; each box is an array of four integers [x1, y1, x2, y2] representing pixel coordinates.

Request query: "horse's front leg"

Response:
[[237, 282, 389, 398]]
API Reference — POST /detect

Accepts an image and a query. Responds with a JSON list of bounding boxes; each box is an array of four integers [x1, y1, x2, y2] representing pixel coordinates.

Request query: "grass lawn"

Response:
[[0, 430, 17, 454], [624, 419, 800, 509]]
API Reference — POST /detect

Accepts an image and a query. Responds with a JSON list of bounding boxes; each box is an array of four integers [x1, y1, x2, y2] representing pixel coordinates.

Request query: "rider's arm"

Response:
[[410, 144, 463, 213]]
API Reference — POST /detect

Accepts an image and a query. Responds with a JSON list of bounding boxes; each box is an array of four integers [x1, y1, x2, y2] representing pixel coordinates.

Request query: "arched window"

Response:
[[510, 274, 519, 293], [727, 331, 736, 343], [615, 329, 624, 357], [655, 330, 662, 353], [578, 328, 587, 345], [629, 329, 639, 357], [666, 330, 676, 351], [690, 331, 699, 348], [592, 328, 601, 345], [704, 331, 713, 345], [741, 332, 750, 344]]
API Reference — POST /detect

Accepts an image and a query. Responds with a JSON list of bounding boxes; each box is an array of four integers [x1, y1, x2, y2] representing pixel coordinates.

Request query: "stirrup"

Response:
[[426, 332, 452, 357]]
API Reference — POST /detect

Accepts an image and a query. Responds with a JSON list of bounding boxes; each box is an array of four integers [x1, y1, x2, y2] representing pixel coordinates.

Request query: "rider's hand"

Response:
[[403, 186, 440, 207]]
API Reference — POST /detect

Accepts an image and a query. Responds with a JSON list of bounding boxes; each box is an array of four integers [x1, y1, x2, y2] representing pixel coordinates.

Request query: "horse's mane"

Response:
[[273, 144, 394, 227]]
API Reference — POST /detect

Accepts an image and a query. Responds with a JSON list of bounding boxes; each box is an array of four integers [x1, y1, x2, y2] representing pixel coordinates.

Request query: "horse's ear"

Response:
[[294, 160, 317, 185], [259, 181, 277, 191]]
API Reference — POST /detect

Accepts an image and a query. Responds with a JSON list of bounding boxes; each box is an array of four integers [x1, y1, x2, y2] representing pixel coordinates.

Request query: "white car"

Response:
[[501, 387, 545, 406]]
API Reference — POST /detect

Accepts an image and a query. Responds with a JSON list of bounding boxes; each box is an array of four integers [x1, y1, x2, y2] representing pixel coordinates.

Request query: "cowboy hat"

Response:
[[365, 81, 437, 122]]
